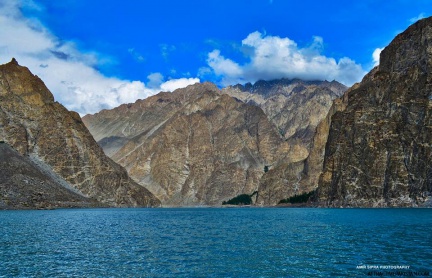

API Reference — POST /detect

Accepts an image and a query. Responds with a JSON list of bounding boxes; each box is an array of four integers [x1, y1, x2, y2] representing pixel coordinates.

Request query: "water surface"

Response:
[[0, 208, 431, 277]]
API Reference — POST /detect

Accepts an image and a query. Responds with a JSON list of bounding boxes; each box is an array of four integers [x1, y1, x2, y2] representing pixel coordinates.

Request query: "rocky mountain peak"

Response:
[[380, 17, 432, 74], [84, 77, 347, 205], [10, 57, 18, 65], [227, 78, 346, 98], [0, 58, 54, 106], [0, 60, 160, 208]]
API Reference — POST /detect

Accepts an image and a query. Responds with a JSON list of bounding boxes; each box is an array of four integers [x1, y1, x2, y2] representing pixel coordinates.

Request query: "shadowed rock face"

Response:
[[223, 79, 346, 144], [317, 17, 432, 207], [223, 79, 346, 205], [0, 143, 101, 209], [0, 59, 160, 208]]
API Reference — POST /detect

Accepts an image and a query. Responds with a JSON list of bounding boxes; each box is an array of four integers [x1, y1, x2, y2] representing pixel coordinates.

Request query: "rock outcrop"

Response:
[[317, 17, 432, 207], [0, 59, 160, 208], [84, 83, 290, 205], [223, 79, 346, 205], [223, 79, 346, 144], [84, 79, 346, 206], [0, 143, 100, 209]]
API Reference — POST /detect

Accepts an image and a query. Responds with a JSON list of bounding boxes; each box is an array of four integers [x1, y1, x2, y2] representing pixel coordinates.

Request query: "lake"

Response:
[[0, 208, 431, 277]]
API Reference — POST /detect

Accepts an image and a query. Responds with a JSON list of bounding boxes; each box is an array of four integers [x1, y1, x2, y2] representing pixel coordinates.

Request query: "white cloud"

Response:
[[372, 47, 384, 67], [410, 13, 426, 23], [206, 50, 245, 85], [206, 31, 366, 86], [160, 78, 200, 92], [0, 0, 199, 115], [147, 72, 164, 88]]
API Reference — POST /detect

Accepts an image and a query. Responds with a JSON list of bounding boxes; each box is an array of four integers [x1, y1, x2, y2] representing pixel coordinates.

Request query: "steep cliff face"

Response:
[[223, 79, 346, 205], [0, 59, 160, 208], [257, 93, 349, 205], [84, 79, 347, 206], [84, 83, 291, 205], [317, 17, 432, 207]]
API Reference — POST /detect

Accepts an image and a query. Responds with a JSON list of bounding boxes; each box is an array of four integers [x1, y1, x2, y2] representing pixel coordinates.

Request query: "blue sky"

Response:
[[0, 0, 430, 114]]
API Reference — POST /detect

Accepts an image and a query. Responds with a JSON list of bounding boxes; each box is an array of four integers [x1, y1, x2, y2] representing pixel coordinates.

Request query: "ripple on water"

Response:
[[0, 208, 431, 277]]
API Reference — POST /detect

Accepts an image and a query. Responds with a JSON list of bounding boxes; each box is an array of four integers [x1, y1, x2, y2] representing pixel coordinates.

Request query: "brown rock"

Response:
[[0, 143, 101, 209], [84, 83, 288, 206], [0, 59, 160, 208], [85, 78, 346, 206], [223, 79, 346, 205]]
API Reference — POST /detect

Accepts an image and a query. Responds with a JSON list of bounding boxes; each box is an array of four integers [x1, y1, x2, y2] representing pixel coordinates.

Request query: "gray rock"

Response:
[[317, 17, 432, 207]]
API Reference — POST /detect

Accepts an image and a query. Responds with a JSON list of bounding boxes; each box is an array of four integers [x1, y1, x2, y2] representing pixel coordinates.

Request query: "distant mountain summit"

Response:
[[223, 79, 346, 142], [0, 59, 160, 208], [84, 79, 345, 205], [228, 78, 345, 97], [317, 16, 432, 207], [84, 83, 287, 205]]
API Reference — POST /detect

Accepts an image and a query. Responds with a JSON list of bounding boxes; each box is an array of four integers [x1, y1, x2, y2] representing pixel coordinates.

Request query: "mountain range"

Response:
[[1, 17, 431, 208], [83, 79, 344, 205]]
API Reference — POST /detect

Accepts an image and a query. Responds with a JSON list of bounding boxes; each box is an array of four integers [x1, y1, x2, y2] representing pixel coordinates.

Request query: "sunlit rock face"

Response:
[[0, 59, 160, 208], [317, 17, 432, 207], [84, 79, 345, 206], [84, 83, 288, 206]]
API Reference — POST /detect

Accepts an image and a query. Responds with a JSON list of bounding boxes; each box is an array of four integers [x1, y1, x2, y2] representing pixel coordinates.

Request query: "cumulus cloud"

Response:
[[206, 31, 366, 86], [372, 47, 384, 66], [147, 72, 164, 88], [0, 0, 199, 115], [160, 78, 200, 92], [206, 50, 244, 84]]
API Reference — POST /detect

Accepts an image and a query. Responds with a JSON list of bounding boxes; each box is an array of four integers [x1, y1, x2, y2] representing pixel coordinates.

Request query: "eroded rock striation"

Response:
[[85, 83, 290, 205], [0, 59, 160, 208], [0, 143, 101, 209], [317, 17, 432, 207], [223, 79, 346, 205], [84, 79, 346, 206], [223, 79, 346, 144]]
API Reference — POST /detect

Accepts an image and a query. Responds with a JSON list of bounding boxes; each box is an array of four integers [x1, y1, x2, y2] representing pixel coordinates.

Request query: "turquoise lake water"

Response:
[[0, 208, 431, 277]]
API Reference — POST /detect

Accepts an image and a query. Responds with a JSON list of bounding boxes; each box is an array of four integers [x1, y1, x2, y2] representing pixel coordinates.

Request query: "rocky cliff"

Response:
[[84, 83, 291, 205], [0, 59, 160, 208], [317, 17, 432, 207], [84, 79, 346, 206], [223, 79, 346, 205]]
